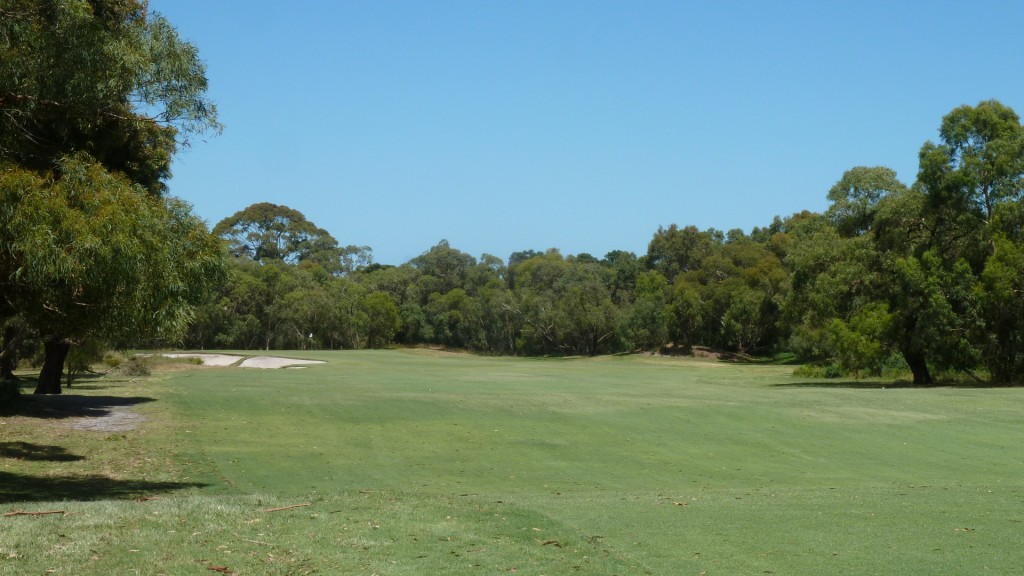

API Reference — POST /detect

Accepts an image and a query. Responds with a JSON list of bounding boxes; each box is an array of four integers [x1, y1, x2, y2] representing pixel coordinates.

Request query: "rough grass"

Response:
[[2, 350, 1023, 574]]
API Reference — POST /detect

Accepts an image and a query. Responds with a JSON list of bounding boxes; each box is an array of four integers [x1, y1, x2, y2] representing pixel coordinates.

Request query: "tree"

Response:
[[920, 100, 1024, 229], [409, 240, 476, 293], [1, 1, 223, 393], [0, 156, 223, 393], [0, 0, 221, 194], [213, 203, 347, 268], [916, 100, 1024, 384], [646, 225, 721, 282], [618, 271, 669, 351], [827, 167, 907, 237], [362, 292, 401, 348]]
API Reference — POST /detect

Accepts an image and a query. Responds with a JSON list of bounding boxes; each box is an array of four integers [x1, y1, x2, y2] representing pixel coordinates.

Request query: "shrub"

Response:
[[793, 362, 847, 378], [115, 357, 151, 377], [102, 351, 126, 368]]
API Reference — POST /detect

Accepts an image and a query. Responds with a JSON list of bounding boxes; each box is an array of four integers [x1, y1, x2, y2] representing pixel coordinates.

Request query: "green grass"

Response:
[[3, 350, 1024, 574]]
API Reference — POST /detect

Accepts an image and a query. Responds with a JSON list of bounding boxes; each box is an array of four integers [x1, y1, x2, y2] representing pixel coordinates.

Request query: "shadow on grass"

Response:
[[774, 380, 903, 389], [0, 442, 84, 462], [0, 470, 206, 503], [10, 395, 156, 419], [775, 380, 1013, 389]]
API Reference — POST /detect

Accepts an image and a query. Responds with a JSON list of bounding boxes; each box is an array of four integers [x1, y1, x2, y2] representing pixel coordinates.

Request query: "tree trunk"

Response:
[[0, 355, 14, 381], [902, 348, 933, 386], [0, 324, 19, 381], [35, 339, 70, 395]]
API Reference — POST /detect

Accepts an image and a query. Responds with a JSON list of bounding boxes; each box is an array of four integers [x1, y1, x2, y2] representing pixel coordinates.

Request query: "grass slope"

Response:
[[3, 350, 1023, 574]]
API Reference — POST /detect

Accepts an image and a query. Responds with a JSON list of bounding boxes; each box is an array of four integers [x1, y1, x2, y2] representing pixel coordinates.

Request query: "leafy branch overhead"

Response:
[[0, 0, 221, 195]]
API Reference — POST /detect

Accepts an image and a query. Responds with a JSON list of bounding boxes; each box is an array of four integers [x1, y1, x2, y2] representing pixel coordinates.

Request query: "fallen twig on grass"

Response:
[[263, 503, 311, 512], [4, 510, 66, 517]]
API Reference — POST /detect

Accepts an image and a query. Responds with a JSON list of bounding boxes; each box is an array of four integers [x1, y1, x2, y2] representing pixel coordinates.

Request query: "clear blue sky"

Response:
[[153, 0, 1024, 266]]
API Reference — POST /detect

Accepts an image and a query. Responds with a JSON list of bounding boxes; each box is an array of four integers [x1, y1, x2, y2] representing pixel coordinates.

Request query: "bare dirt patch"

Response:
[[69, 407, 145, 432], [21, 395, 154, 433]]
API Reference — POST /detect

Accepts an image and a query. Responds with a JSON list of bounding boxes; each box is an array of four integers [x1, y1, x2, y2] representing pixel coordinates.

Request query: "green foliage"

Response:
[[102, 351, 126, 368], [1, 1, 222, 392], [212, 202, 363, 272], [362, 291, 401, 348], [827, 166, 908, 237], [978, 235, 1024, 383], [0, 0, 221, 193], [65, 340, 105, 387], [0, 157, 224, 349], [645, 224, 720, 281]]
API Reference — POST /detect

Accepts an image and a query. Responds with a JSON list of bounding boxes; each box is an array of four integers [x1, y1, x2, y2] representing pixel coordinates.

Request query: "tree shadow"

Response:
[[774, 380, 1012, 389], [63, 383, 117, 391], [0, 442, 84, 462], [0, 470, 206, 503], [11, 394, 156, 419], [773, 380, 903, 389]]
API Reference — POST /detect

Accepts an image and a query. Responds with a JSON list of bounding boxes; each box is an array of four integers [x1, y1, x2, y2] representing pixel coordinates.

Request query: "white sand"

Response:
[[159, 353, 245, 366], [146, 353, 325, 369], [238, 356, 326, 369]]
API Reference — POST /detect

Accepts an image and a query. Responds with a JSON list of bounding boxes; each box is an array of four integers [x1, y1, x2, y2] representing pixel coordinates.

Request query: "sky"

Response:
[[152, 0, 1024, 266]]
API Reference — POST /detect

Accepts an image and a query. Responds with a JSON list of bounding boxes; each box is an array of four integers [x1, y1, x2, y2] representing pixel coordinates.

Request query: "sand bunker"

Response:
[[153, 353, 324, 369], [159, 353, 245, 366], [238, 356, 325, 369]]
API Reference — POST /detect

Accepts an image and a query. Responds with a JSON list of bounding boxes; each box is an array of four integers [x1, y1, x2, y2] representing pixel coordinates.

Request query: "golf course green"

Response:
[[3, 349, 1023, 574]]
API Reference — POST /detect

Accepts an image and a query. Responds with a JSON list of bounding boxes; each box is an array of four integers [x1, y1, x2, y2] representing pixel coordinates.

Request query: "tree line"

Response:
[[2, 4, 1023, 392], [185, 99, 1024, 387]]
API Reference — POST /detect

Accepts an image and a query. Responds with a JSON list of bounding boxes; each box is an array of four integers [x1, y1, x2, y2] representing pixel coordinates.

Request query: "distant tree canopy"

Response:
[[0, 0, 223, 393], [214, 203, 373, 275], [188, 100, 1024, 386]]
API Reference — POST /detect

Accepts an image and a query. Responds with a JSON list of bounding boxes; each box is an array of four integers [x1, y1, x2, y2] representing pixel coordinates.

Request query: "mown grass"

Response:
[[2, 350, 1023, 575]]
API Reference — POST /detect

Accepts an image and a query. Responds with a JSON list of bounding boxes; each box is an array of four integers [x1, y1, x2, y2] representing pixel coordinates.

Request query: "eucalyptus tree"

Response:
[[409, 240, 477, 294], [786, 166, 954, 383], [0, 0, 221, 193], [213, 203, 348, 270], [645, 224, 721, 282], [0, 157, 222, 393], [917, 100, 1024, 384], [617, 270, 669, 351], [509, 252, 619, 355], [1, 1, 223, 392], [790, 101, 1024, 386]]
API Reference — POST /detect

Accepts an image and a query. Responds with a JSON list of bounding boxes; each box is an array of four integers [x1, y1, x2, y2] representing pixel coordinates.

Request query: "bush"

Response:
[[114, 357, 151, 377], [102, 351, 125, 368], [793, 363, 847, 378]]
